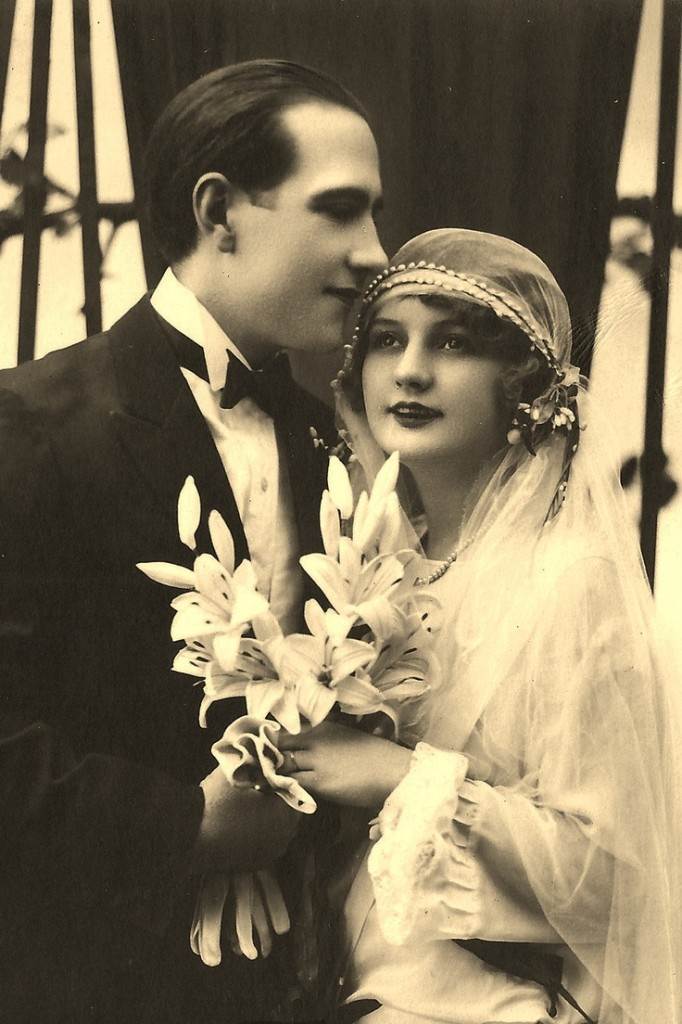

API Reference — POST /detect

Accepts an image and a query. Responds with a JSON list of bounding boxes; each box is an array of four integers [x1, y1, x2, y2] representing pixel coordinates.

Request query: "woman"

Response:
[[280, 229, 682, 1024]]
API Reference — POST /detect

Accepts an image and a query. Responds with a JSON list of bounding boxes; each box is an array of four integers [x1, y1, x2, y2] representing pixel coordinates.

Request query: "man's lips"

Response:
[[388, 402, 443, 426], [326, 287, 361, 307]]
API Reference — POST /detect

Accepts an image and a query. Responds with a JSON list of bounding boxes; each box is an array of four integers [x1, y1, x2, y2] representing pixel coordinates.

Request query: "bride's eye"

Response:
[[368, 330, 401, 351], [439, 333, 469, 352]]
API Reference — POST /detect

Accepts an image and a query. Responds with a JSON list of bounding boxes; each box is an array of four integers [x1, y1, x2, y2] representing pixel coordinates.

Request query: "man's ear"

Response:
[[192, 173, 237, 253]]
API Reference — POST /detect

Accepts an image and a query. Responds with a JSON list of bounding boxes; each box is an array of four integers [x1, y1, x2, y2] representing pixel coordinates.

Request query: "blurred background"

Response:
[[0, 0, 680, 663]]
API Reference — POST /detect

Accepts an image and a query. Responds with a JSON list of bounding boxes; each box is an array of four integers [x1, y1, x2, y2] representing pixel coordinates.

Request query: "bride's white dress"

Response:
[[339, 434, 681, 1024], [343, 557, 602, 1023]]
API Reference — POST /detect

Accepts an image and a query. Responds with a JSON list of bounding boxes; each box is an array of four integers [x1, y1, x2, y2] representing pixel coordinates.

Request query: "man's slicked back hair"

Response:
[[144, 59, 369, 265]]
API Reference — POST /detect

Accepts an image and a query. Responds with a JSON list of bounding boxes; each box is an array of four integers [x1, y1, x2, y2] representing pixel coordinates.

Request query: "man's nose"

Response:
[[348, 220, 387, 278]]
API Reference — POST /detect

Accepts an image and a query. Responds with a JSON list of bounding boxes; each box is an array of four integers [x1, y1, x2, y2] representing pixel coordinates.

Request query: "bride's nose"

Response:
[[394, 340, 432, 391]]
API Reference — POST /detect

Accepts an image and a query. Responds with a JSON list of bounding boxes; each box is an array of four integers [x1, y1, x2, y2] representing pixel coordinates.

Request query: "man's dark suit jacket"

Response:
[[0, 296, 337, 1023]]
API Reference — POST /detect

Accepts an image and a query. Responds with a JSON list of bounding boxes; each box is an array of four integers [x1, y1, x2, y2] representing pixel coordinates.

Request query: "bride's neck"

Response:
[[409, 458, 485, 560]]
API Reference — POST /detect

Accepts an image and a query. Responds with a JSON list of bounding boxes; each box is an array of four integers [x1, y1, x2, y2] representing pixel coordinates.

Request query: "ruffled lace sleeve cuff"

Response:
[[367, 741, 484, 946]]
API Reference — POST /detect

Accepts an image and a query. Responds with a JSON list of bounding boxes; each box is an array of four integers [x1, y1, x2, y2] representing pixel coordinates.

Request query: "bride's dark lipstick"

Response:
[[388, 402, 443, 428]]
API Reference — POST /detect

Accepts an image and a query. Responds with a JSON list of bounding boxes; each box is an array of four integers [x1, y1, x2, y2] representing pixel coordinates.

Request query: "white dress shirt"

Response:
[[151, 268, 303, 633]]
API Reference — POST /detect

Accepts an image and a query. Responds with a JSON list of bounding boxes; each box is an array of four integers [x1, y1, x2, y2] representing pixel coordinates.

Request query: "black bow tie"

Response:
[[220, 351, 292, 419], [160, 317, 291, 419]]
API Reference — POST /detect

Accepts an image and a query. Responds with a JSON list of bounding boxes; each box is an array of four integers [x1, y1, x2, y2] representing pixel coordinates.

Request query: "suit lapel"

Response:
[[107, 297, 249, 563], [279, 392, 329, 558]]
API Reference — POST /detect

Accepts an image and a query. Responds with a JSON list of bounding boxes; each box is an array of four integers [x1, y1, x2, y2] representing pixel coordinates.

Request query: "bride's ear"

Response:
[[192, 173, 237, 253]]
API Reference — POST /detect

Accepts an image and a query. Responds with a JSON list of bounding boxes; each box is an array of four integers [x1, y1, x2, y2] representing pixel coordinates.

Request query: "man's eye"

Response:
[[322, 204, 360, 223]]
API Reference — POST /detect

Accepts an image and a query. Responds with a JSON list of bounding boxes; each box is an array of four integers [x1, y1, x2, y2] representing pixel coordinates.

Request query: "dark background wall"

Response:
[[112, 0, 642, 392]]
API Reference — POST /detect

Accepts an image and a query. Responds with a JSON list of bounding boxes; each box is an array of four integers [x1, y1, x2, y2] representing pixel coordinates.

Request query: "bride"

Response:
[[280, 229, 682, 1024]]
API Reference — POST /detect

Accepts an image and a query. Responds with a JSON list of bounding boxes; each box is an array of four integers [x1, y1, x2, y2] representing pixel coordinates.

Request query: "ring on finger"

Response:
[[283, 750, 300, 774]]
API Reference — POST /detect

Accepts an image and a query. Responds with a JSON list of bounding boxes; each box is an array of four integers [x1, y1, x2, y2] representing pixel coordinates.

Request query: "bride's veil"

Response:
[[336, 229, 682, 1024]]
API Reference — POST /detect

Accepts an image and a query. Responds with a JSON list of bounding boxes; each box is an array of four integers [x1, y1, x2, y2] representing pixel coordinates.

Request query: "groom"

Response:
[[0, 60, 384, 1022]]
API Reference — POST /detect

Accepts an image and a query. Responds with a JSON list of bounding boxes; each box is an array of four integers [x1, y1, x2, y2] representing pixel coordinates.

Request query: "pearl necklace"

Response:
[[414, 536, 476, 586]]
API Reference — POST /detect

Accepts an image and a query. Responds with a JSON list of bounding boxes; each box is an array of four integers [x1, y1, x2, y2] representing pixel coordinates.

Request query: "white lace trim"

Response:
[[367, 742, 486, 945]]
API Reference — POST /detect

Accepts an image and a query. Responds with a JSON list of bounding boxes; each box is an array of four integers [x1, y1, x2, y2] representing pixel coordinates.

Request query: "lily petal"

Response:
[[208, 510, 235, 573], [355, 594, 399, 640], [327, 456, 354, 519], [178, 475, 202, 551], [338, 537, 362, 590], [232, 559, 259, 592], [171, 602, 225, 642], [245, 678, 285, 721], [230, 588, 269, 627], [303, 598, 327, 638], [296, 676, 337, 727], [269, 689, 303, 733], [199, 678, 247, 727], [170, 590, 202, 610], [194, 553, 235, 612], [369, 450, 400, 506], [300, 553, 352, 613], [213, 630, 244, 672], [252, 609, 283, 642], [137, 561, 195, 589], [172, 645, 213, 677], [322, 607, 356, 641], [277, 633, 325, 682], [330, 638, 376, 683], [319, 489, 341, 558], [359, 552, 405, 596], [378, 491, 403, 554], [333, 674, 384, 712]]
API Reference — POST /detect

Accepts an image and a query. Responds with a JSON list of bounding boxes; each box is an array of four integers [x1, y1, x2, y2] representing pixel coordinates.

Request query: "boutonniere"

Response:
[[308, 425, 354, 464]]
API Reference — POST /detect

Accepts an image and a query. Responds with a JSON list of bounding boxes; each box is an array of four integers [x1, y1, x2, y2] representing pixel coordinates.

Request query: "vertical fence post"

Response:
[[17, 0, 53, 365], [0, 0, 17, 138], [640, 0, 682, 585], [73, 0, 101, 336]]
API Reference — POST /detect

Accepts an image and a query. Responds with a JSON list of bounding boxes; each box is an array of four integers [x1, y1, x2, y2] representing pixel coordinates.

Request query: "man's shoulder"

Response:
[[0, 296, 152, 418]]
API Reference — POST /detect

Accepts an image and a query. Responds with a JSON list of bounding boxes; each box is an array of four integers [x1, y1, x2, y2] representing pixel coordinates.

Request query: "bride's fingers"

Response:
[[278, 732, 308, 751], [279, 749, 308, 774], [292, 769, 317, 789]]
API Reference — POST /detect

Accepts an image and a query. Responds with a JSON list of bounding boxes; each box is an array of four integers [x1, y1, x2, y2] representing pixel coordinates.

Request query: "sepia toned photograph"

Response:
[[0, 1, 680, 1021]]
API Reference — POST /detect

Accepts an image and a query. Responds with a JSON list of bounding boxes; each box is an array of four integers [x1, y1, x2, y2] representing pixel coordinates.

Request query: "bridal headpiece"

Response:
[[336, 229, 582, 505]]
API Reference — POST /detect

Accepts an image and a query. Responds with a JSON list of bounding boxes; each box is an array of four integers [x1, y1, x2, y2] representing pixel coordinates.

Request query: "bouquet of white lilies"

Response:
[[138, 451, 440, 966]]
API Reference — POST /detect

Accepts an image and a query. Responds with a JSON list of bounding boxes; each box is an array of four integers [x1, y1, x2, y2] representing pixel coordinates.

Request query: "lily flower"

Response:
[[165, 554, 269, 673], [278, 600, 393, 721], [301, 543, 415, 640], [302, 452, 417, 638], [352, 599, 439, 735]]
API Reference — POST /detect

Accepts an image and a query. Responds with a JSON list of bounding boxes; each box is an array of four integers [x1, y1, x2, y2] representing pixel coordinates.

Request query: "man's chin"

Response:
[[295, 334, 345, 355]]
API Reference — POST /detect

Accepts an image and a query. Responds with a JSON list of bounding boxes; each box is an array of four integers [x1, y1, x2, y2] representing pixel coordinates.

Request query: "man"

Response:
[[0, 60, 385, 1022]]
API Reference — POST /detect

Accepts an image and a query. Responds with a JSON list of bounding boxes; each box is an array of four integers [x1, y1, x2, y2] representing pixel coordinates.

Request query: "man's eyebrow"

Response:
[[308, 187, 384, 216]]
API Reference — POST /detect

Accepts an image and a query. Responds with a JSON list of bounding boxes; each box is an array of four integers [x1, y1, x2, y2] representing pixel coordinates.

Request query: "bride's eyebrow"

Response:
[[369, 317, 402, 327]]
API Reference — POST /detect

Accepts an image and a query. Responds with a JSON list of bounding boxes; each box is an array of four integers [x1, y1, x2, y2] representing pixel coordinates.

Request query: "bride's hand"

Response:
[[278, 721, 412, 810]]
